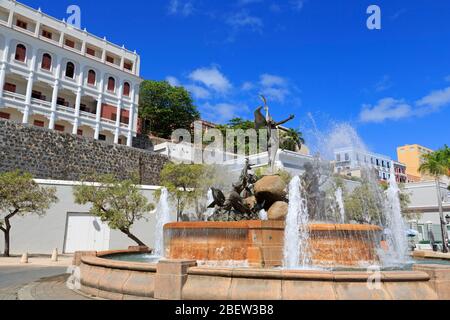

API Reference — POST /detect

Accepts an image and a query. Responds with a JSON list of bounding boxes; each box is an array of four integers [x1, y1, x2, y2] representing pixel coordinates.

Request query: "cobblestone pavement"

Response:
[[0, 266, 90, 300]]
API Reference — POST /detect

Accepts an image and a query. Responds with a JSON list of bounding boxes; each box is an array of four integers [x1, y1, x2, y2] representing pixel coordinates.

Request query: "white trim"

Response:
[[33, 178, 162, 190]]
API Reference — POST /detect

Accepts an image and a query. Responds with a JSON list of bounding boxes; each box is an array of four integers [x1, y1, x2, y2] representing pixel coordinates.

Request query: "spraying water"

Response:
[[335, 188, 346, 224], [381, 171, 409, 265], [283, 176, 311, 269], [154, 188, 171, 257], [204, 188, 215, 221], [258, 209, 268, 221]]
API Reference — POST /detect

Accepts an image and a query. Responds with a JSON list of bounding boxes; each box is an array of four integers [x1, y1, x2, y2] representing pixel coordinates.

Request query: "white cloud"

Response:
[[260, 74, 287, 87], [359, 98, 412, 123], [166, 76, 181, 87], [258, 74, 291, 103], [201, 102, 249, 123], [417, 86, 450, 110], [189, 66, 232, 93], [226, 10, 263, 33], [185, 84, 211, 99], [241, 81, 255, 91], [360, 86, 450, 123], [168, 0, 194, 16]]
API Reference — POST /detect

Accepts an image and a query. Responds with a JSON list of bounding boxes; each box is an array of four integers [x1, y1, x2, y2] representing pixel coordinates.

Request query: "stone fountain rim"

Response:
[[164, 221, 382, 232]]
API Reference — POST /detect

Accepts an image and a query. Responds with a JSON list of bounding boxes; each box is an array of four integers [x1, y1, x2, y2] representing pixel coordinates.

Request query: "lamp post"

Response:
[[445, 214, 450, 225]]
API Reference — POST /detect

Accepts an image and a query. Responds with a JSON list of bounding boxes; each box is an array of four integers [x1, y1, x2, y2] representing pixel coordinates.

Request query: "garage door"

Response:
[[64, 213, 111, 253]]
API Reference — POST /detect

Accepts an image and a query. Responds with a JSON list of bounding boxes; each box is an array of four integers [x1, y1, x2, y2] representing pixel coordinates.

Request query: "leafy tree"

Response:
[[73, 175, 154, 247], [344, 182, 384, 225], [279, 128, 305, 152], [139, 80, 200, 138], [419, 149, 450, 253], [0, 171, 58, 257], [216, 118, 257, 155], [159, 163, 218, 221]]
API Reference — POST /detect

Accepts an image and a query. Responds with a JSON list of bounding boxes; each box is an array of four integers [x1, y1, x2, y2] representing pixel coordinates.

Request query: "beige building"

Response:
[[397, 144, 434, 181]]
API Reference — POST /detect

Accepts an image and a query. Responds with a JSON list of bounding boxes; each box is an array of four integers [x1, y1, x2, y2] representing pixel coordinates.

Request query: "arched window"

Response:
[[123, 82, 130, 97], [41, 53, 52, 71], [107, 77, 115, 92], [65, 62, 75, 78], [87, 70, 96, 85], [14, 44, 27, 62]]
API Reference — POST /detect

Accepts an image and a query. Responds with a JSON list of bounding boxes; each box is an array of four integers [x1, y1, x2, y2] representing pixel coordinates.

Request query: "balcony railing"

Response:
[[3, 91, 26, 103]]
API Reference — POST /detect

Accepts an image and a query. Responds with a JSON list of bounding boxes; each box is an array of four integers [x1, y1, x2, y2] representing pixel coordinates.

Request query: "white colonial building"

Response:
[[0, 0, 142, 146]]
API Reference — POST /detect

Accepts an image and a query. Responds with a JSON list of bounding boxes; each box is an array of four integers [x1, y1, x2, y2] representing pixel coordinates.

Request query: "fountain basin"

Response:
[[164, 221, 382, 268]]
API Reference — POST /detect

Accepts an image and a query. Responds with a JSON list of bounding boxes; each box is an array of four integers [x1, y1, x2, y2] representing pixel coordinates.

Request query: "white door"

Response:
[[64, 213, 110, 253]]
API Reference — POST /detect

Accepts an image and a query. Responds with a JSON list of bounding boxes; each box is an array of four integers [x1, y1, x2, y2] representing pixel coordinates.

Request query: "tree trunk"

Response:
[[121, 228, 146, 247], [3, 227, 10, 257], [435, 178, 449, 253]]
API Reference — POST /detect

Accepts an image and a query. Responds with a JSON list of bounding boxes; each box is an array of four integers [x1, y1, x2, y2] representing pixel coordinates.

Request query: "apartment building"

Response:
[[334, 147, 407, 183], [0, 0, 142, 146], [397, 144, 434, 181]]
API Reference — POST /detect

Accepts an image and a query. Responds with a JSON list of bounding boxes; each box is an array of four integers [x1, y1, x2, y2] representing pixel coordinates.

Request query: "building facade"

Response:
[[0, 0, 142, 146], [333, 147, 403, 182], [397, 144, 434, 181]]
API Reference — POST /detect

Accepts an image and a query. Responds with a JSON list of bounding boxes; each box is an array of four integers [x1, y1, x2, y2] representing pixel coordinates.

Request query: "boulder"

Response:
[[254, 175, 287, 206], [268, 201, 289, 221]]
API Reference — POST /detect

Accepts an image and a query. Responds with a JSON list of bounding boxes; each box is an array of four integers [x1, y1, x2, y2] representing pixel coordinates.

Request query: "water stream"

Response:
[[154, 188, 171, 257]]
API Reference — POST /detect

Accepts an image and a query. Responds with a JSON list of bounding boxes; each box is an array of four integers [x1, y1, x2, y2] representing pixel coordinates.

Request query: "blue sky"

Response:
[[21, 0, 450, 159]]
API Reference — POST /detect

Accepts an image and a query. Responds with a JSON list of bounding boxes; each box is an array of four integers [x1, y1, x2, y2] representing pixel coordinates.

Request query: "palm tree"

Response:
[[280, 129, 305, 152], [419, 151, 449, 253]]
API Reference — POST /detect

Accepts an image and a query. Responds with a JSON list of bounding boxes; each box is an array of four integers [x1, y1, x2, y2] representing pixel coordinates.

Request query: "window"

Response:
[[57, 97, 69, 107], [111, 113, 117, 122], [123, 82, 130, 96], [87, 70, 96, 85], [77, 129, 83, 136], [336, 154, 341, 162], [387, 162, 391, 169], [41, 53, 52, 70], [65, 62, 75, 78], [15, 44, 27, 62], [16, 19, 28, 29], [65, 39, 75, 48], [98, 134, 106, 141], [376, 159, 380, 166], [4, 83, 17, 93], [86, 47, 96, 56], [121, 116, 129, 125], [42, 30, 52, 39], [124, 62, 133, 71], [33, 120, 45, 127], [55, 124, 65, 132], [0, 112, 10, 120], [345, 153, 349, 161], [107, 77, 115, 92], [106, 56, 114, 64], [32, 90, 45, 100]]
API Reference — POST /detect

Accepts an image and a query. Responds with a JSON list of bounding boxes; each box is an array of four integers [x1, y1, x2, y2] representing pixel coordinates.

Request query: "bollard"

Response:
[[21, 252, 29, 264], [51, 248, 58, 262]]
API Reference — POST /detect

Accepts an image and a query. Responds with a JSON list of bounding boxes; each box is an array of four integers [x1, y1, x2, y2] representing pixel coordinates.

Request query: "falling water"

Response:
[[258, 209, 268, 221], [283, 176, 311, 269], [382, 171, 409, 265], [204, 188, 215, 221], [335, 188, 346, 224], [154, 188, 171, 257]]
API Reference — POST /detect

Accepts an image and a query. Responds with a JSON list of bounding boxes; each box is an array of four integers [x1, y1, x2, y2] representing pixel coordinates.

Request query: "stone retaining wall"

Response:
[[0, 120, 168, 185]]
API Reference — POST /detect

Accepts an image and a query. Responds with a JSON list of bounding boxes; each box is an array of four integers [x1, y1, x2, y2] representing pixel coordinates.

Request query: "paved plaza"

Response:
[[0, 255, 90, 300]]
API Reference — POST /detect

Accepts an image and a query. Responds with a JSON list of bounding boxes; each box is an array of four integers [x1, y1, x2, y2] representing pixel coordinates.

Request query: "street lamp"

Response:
[[445, 214, 450, 225]]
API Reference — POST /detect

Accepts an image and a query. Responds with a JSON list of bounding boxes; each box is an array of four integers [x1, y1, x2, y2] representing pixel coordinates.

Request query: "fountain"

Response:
[[154, 188, 171, 257], [75, 105, 450, 300]]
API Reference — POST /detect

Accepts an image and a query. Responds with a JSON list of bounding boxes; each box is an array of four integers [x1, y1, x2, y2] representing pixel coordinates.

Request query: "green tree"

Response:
[[344, 182, 383, 224], [0, 171, 58, 257], [216, 118, 257, 155], [73, 175, 154, 247], [139, 80, 200, 138], [159, 163, 217, 221], [279, 128, 305, 152], [419, 149, 450, 253]]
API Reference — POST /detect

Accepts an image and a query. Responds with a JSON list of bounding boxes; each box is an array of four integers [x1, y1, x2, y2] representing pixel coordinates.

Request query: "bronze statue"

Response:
[[254, 96, 295, 173]]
